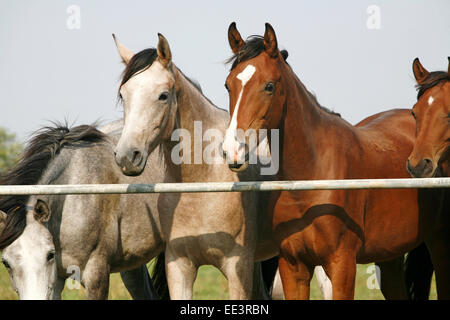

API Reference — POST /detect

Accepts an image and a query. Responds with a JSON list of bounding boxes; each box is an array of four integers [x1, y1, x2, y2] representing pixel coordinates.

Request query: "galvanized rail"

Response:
[[0, 178, 449, 195]]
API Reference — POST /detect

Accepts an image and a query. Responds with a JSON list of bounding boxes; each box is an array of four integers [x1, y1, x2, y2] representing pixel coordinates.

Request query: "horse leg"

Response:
[[260, 256, 279, 298], [324, 252, 356, 300], [52, 277, 66, 300], [315, 266, 333, 299], [272, 265, 332, 300], [251, 262, 271, 299], [82, 257, 110, 300], [376, 257, 409, 300], [150, 251, 170, 299], [165, 249, 197, 300], [426, 229, 450, 299], [278, 255, 313, 300], [120, 265, 159, 300], [221, 253, 254, 300], [404, 243, 434, 300], [271, 268, 284, 300]]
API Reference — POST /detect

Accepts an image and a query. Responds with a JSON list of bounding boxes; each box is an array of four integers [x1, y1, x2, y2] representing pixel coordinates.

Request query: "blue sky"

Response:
[[1, 0, 449, 142]]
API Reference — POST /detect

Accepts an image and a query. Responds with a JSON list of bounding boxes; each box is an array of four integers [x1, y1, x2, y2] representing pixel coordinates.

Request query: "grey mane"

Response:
[[0, 122, 106, 249]]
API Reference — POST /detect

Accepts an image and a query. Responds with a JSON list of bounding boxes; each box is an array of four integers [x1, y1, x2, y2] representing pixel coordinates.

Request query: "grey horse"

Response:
[[112, 33, 284, 299], [0, 121, 172, 299]]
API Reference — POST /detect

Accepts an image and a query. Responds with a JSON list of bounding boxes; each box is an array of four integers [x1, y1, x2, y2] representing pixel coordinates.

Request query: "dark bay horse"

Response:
[[0, 121, 169, 299], [222, 22, 449, 299]]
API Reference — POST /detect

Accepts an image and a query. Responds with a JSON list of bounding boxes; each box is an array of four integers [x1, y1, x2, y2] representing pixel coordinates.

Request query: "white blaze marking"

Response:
[[223, 65, 256, 159], [228, 64, 256, 133], [428, 96, 434, 106], [237, 64, 257, 86]]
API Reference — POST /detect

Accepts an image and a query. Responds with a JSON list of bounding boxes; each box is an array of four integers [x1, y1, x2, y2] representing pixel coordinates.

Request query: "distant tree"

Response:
[[0, 128, 23, 173]]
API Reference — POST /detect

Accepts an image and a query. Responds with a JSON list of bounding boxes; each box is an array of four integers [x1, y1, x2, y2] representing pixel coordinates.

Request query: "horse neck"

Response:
[[278, 68, 357, 180], [164, 66, 228, 181], [173, 66, 224, 131]]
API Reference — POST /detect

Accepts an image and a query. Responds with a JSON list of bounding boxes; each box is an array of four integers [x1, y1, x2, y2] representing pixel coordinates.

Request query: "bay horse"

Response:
[[222, 22, 449, 299], [406, 58, 450, 298], [112, 33, 283, 299], [0, 121, 169, 299], [408, 57, 450, 178]]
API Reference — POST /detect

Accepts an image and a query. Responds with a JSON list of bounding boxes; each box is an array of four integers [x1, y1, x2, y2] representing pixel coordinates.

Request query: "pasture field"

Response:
[[0, 260, 437, 300]]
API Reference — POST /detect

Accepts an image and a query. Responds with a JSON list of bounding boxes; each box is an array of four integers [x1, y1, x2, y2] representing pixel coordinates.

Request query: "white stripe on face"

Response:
[[223, 65, 256, 161], [428, 96, 434, 106]]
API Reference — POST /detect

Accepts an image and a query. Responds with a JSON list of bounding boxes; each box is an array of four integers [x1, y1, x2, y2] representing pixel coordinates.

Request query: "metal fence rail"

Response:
[[0, 177, 449, 195]]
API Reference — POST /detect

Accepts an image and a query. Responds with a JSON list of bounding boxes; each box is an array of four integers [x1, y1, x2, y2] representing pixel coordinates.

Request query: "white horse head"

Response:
[[113, 33, 178, 176], [0, 198, 57, 300]]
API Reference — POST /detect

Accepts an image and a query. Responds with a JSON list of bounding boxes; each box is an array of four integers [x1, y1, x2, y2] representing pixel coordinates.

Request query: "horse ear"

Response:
[[447, 57, 450, 74], [157, 33, 172, 68], [264, 23, 278, 58], [112, 34, 134, 65], [0, 210, 7, 234], [412, 58, 429, 84], [228, 22, 245, 55], [33, 199, 50, 223]]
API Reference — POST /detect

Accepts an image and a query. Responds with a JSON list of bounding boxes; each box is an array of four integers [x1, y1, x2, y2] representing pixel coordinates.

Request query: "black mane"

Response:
[[227, 36, 289, 71], [118, 47, 203, 101], [119, 48, 159, 98], [0, 123, 106, 249], [226, 36, 339, 117], [416, 70, 450, 99]]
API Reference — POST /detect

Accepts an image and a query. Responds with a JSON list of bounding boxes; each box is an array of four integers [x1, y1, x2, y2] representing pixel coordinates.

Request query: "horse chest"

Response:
[[270, 190, 364, 262], [167, 192, 247, 238]]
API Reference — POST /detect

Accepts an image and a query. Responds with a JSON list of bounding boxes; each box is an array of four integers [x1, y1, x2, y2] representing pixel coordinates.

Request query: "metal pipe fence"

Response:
[[0, 177, 449, 195]]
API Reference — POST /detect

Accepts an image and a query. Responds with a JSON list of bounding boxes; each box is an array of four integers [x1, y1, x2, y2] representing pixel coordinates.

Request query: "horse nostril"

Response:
[[421, 158, 433, 171], [131, 150, 142, 166], [422, 158, 433, 173], [219, 142, 227, 158], [407, 158, 434, 178]]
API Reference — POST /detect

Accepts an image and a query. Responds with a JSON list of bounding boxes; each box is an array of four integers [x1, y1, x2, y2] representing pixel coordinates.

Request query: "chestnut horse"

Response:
[[222, 22, 450, 299]]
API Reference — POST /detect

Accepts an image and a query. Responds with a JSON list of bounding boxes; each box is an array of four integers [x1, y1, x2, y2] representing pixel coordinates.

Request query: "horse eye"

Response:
[[264, 82, 275, 93], [159, 92, 169, 101], [2, 259, 10, 269], [47, 251, 55, 262]]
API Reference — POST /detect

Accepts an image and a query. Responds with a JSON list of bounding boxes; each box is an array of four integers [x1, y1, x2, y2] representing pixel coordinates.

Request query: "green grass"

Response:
[[194, 265, 229, 300], [0, 262, 436, 300]]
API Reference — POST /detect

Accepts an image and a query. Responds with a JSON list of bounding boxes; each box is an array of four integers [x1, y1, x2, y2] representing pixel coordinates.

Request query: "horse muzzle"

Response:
[[406, 158, 435, 178], [221, 144, 250, 173], [114, 147, 148, 176]]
